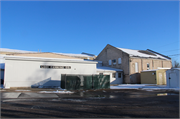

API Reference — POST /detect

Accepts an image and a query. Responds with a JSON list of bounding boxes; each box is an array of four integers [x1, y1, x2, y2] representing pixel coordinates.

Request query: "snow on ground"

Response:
[[39, 90, 74, 94], [110, 84, 180, 91], [15, 90, 31, 91]]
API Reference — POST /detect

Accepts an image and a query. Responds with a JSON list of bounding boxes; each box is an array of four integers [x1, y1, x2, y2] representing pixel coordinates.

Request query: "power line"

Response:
[[153, 41, 179, 49], [168, 54, 180, 56], [160, 49, 180, 53]]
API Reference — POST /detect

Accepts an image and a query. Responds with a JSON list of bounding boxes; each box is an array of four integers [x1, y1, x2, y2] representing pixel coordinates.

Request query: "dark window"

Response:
[[147, 63, 150, 70], [118, 73, 121, 78], [99, 73, 103, 75], [112, 59, 116, 65], [112, 73, 116, 78]]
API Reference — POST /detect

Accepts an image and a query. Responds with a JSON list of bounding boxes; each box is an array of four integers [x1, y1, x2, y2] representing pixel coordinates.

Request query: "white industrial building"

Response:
[[3, 56, 97, 88], [0, 48, 123, 89]]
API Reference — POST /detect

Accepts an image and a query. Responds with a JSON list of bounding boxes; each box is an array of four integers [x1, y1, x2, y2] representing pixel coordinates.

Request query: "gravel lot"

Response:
[[1, 89, 179, 118]]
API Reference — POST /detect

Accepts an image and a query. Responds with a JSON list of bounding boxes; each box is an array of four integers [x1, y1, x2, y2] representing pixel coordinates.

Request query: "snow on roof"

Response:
[[0, 48, 96, 58], [55, 52, 95, 58], [97, 66, 123, 72], [4, 55, 98, 64], [0, 48, 36, 53], [141, 68, 170, 72], [117, 47, 169, 60], [141, 69, 157, 72]]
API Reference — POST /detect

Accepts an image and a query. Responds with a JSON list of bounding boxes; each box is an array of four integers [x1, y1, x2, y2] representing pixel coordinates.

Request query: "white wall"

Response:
[[110, 72, 123, 84], [4, 58, 97, 88], [166, 69, 180, 88], [97, 71, 123, 84]]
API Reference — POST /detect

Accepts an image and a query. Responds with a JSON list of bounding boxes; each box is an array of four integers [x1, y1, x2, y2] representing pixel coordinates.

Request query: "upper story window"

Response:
[[109, 60, 111, 65], [118, 58, 121, 64], [147, 63, 150, 70], [112, 59, 116, 65]]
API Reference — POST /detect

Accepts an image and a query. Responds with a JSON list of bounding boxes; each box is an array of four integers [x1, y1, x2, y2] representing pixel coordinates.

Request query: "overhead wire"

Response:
[[152, 40, 179, 49], [167, 54, 180, 56], [159, 49, 180, 53]]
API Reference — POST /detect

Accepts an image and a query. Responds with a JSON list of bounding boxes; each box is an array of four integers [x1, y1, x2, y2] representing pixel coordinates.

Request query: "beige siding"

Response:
[[153, 60, 163, 69], [163, 60, 172, 68], [6, 53, 81, 59]]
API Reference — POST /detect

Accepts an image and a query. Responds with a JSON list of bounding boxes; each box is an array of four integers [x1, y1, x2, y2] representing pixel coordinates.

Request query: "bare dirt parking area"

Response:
[[1, 89, 179, 118]]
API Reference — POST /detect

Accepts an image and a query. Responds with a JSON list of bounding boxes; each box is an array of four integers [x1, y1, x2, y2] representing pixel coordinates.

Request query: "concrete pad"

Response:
[[1, 92, 21, 98], [18, 93, 58, 98]]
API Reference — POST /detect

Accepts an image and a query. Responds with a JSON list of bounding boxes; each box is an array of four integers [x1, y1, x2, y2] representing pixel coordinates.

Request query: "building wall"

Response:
[[130, 57, 172, 83], [140, 71, 156, 84], [166, 69, 180, 88], [96, 44, 129, 83], [96, 44, 172, 84], [4, 59, 97, 88], [97, 71, 123, 84]]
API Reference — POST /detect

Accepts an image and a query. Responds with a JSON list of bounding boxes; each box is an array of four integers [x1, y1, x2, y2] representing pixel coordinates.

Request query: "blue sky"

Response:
[[1, 1, 179, 61]]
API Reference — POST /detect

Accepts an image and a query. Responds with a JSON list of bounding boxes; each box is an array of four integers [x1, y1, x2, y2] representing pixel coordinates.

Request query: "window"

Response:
[[135, 62, 138, 73], [147, 63, 150, 70], [118, 73, 121, 78], [112, 59, 116, 65], [109, 60, 111, 65], [112, 73, 116, 78], [118, 58, 121, 64]]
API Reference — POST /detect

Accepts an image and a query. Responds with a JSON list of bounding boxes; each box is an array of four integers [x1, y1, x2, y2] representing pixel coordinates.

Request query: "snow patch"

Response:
[[39, 90, 74, 94], [15, 90, 31, 91]]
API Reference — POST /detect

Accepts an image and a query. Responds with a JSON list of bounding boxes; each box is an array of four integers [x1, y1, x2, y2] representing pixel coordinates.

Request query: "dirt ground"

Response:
[[1, 89, 179, 118]]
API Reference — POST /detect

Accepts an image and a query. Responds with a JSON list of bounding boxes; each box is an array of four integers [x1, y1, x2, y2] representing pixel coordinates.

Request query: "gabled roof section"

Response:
[[147, 49, 171, 60], [115, 46, 170, 60]]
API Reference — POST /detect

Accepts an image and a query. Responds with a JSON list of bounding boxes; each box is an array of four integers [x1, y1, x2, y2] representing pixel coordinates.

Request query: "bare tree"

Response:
[[172, 60, 180, 68]]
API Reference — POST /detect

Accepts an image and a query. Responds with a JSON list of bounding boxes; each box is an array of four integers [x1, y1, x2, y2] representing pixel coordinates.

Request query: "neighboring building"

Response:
[[0, 48, 96, 60], [6, 52, 82, 60], [140, 68, 170, 85], [95, 44, 172, 84], [166, 68, 180, 88]]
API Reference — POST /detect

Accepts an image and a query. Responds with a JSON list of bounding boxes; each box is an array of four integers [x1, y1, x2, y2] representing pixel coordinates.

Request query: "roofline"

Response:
[[147, 49, 171, 60], [106, 44, 171, 60], [4, 56, 98, 64]]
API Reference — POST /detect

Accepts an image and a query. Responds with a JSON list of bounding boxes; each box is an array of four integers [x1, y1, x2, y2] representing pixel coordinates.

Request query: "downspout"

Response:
[[141, 59, 143, 71], [129, 56, 131, 84]]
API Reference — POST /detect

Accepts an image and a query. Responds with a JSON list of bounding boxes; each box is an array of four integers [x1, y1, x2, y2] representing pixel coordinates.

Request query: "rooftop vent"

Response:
[[138, 50, 157, 56]]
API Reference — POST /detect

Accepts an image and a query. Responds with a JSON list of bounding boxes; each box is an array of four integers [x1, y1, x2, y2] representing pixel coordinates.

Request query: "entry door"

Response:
[[169, 73, 177, 88], [158, 73, 163, 85]]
